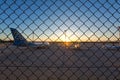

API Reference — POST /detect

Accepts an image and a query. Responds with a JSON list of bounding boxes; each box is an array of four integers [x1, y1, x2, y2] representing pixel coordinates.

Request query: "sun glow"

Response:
[[59, 30, 77, 42], [64, 36, 71, 42]]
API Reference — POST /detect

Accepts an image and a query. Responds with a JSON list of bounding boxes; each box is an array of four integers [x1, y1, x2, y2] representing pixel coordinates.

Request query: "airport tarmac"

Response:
[[0, 42, 120, 80]]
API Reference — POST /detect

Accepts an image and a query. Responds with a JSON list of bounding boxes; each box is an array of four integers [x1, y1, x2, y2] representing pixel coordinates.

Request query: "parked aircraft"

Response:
[[10, 28, 50, 48], [103, 44, 120, 50]]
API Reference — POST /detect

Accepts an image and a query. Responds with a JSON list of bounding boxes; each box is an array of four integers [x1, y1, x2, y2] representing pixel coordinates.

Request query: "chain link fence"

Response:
[[0, 0, 120, 80]]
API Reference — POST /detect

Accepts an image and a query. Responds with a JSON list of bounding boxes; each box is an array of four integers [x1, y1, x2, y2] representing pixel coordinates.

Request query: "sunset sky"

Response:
[[0, 0, 120, 42]]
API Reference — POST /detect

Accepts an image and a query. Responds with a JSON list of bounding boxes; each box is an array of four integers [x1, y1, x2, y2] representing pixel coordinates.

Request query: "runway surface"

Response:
[[0, 42, 120, 80]]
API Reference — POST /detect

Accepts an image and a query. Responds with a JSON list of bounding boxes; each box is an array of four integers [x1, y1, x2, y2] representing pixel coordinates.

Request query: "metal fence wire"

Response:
[[0, 0, 120, 80]]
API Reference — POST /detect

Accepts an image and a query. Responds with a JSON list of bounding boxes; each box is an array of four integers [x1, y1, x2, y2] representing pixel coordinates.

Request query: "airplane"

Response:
[[103, 44, 120, 50], [10, 28, 50, 49]]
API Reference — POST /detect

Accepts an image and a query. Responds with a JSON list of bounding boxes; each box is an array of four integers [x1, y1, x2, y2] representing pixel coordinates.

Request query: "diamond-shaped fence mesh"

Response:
[[0, 0, 120, 80]]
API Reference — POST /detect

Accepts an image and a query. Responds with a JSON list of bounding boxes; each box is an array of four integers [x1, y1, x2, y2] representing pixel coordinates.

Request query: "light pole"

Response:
[[64, 30, 67, 47], [33, 31, 34, 43], [118, 26, 120, 45], [65, 30, 67, 42]]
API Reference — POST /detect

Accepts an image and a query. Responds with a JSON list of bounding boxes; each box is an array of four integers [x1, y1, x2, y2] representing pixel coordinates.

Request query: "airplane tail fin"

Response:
[[10, 28, 28, 46]]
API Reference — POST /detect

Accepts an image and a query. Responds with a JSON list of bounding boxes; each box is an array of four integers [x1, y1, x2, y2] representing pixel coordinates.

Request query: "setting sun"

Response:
[[59, 30, 78, 42], [60, 35, 71, 42]]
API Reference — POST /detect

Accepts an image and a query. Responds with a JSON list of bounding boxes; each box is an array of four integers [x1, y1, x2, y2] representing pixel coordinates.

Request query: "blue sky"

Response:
[[0, 0, 120, 42]]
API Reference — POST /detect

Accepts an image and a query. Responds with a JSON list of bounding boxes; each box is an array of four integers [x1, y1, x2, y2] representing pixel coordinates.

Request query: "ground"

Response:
[[0, 42, 120, 80]]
